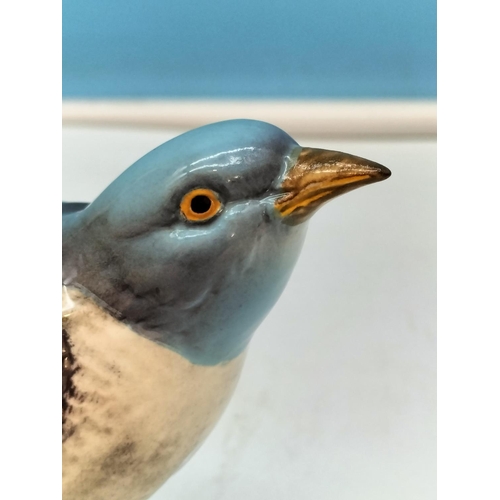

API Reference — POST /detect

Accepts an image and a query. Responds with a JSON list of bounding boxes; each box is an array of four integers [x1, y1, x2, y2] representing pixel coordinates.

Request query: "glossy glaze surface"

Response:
[[62, 119, 390, 500], [63, 120, 388, 365]]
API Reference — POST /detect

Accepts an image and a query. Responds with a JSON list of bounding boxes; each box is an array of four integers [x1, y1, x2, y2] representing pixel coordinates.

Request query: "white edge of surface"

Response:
[[62, 99, 436, 139]]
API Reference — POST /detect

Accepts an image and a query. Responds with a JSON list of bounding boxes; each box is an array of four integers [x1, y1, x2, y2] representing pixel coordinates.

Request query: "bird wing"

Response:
[[63, 202, 89, 215]]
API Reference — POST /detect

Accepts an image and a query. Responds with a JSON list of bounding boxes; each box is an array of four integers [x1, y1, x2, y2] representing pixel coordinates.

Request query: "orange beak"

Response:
[[276, 147, 391, 223]]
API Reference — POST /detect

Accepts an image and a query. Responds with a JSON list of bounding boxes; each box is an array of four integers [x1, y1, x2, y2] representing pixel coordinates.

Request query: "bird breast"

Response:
[[62, 287, 245, 500]]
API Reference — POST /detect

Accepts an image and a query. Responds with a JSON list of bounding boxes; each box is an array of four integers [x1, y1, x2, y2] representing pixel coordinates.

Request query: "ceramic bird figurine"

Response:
[[62, 119, 390, 500]]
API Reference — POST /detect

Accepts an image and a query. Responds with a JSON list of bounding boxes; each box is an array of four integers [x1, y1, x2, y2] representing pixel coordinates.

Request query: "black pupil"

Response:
[[191, 195, 212, 214]]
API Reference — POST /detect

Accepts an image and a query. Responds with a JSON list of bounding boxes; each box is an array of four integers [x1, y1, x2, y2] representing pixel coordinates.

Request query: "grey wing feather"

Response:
[[63, 202, 89, 215]]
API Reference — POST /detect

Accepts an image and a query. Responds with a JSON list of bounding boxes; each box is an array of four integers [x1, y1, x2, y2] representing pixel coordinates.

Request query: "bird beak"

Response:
[[276, 147, 391, 223]]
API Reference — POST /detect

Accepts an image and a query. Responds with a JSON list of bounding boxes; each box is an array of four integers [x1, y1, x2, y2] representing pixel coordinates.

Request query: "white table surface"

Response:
[[63, 125, 436, 500]]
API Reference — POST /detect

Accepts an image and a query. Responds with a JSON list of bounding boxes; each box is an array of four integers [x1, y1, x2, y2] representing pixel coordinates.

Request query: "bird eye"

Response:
[[180, 188, 222, 222]]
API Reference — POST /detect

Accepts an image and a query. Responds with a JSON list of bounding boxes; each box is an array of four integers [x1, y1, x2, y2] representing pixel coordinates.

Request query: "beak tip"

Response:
[[378, 164, 392, 180], [365, 158, 391, 181]]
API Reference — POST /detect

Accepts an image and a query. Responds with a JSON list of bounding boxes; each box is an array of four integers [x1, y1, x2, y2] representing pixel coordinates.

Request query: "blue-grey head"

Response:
[[63, 120, 390, 365]]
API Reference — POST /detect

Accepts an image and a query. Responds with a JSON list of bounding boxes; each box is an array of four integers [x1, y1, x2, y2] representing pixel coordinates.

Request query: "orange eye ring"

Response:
[[180, 188, 222, 222]]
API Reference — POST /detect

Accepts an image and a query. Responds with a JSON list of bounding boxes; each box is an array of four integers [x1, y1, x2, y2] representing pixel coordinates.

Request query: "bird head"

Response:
[[63, 120, 390, 365]]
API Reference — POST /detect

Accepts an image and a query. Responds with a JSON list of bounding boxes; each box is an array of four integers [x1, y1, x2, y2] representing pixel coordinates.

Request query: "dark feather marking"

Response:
[[62, 321, 80, 441]]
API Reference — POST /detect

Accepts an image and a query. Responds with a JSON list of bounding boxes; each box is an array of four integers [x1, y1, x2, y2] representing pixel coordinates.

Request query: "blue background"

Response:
[[62, 0, 436, 99]]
